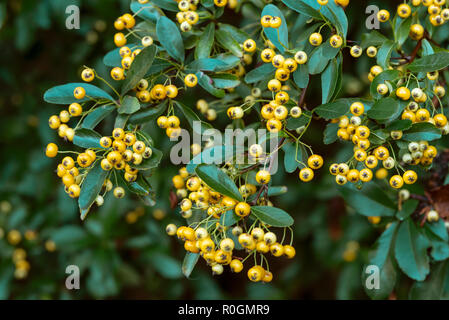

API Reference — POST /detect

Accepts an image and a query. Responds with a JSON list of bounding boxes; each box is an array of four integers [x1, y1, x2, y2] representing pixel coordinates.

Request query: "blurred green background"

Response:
[[0, 0, 445, 300]]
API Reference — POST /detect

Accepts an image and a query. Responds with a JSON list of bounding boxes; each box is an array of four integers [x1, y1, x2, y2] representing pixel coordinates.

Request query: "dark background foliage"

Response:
[[0, 0, 447, 300]]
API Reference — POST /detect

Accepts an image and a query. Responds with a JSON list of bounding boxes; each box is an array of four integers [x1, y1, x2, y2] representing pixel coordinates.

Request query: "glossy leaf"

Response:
[[156, 16, 185, 62], [251, 206, 294, 227], [121, 45, 157, 95], [73, 128, 102, 149], [44, 83, 114, 104], [195, 164, 243, 201], [78, 162, 109, 218]]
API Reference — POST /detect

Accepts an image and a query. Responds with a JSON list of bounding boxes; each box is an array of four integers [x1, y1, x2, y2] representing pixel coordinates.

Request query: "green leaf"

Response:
[[282, 0, 347, 37], [395, 17, 413, 47], [44, 83, 114, 104], [128, 175, 152, 196], [81, 105, 115, 129], [323, 122, 339, 144], [174, 101, 213, 135], [409, 260, 449, 300], [187, 58, 231, 72], [394, 219, 430, 281], [361, 30, 388, 48], [376, 40, 395, 69], [408, 52, 449, 73], [130, 2, 161, 23], [156, 16, 185, 62], [314, 99, 349, 120], [118, 96, 141, 114], [195, 23, 215, 59], [210, 74, 240, 89], [150, 0, 178, 11], [182, 252, 199, 278], [396, 199, 419, 220], [293, 65, 309, 89], [261, 4, 289, 54], [385, 119, 412, 131], [78, 162, 109, 218], [244, 63, 276, 84], [114, 114, 129, 129], [321, 58, 339, 104], [131, 148, 163, 171], [73, 128, 102, 149], [339, 183, 396, 217], [129, 100, 167, 125], [251, 206, 294, 227], [283, 140, 300, 173], [364, 222, 398, 300], [281, 0, 322, 20], [121, 45, 157, 95], [196, 72, 225, 98], [215, 29, 243, 58], [367, 97, 401, 122], [308, 42, 340, 75], [425, 220, 449, 261], [195, 164, 243, 201], [402, 122, 442, 141]]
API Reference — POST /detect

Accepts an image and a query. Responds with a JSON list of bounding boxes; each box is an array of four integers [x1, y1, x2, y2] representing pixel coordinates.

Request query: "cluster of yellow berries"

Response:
[[156, 114, 183, 139], [99, 127, 152, 183], [377, 1, 449, 33], [174, 0, 200, 32], [167, 223, 295, 282], [168, 166, 296, 281], [331, 101, 424, 189], [402, 140, 439, 167], [111, 11, 153, 81], [46, 84, 91, 143], [134, 80, 179, 103], [48, 146, 99, 198]]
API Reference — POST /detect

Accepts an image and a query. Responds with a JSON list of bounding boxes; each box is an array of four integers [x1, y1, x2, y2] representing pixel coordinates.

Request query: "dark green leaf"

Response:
[[195, 164, 243, 201], [339, 183, 396, 217], [402, 122, 442, 141], [408, 52, 449, 73], [195, 23, 215, 59], [156, 16, 185, 62], [82, 105, 115, 129], [364, 222, 398, 300], [367, 97, 401, 122], [182, 252, 199, 278], [79, 162, 109, 218], [245, 63, 276, 84], [73, 128, 102, 149], [321, 58, 339, 104], [261, 4, 289, 53], [129, 100, 167, 125], [118, 96, 141, 114], [196, 72, 225, 98], [121, 45, 157, 95], [394, 219, 430, 281], [251, 206, 294, 227], [44, 83, 114, 104], [215, 29, 243, 58]]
